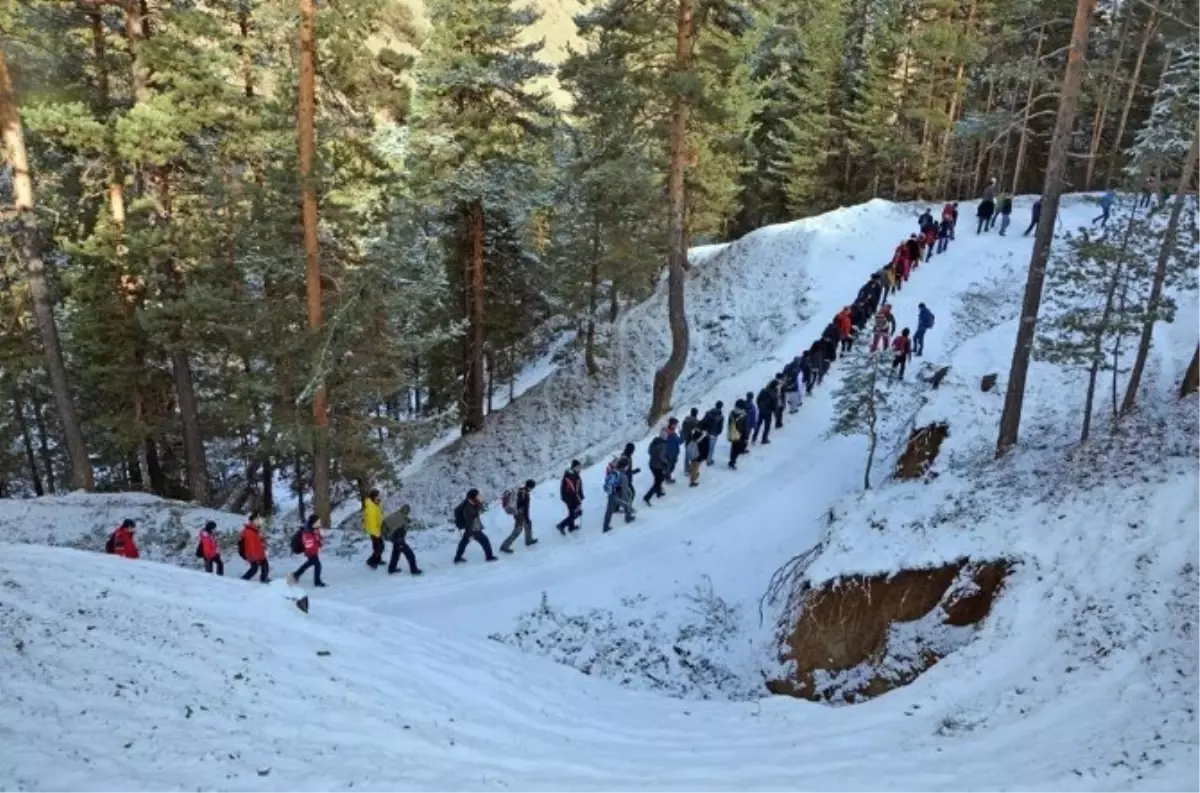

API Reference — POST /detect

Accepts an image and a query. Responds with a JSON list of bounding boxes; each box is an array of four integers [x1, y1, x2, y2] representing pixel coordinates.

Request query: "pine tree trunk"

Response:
[[972, 79, 995, 194], [864, 354, 879, 490], [462, 200, 487, 434], [1103, 1, 1159, 189], [11, 387, 44, 496], [95, 9, 154, 492], [33, 395, 56, 493], [149, 170, 209, 503], [1181, 345, 1199, 399], [585, 219, 600, 376], [1084, 10, 1131, 190], [996, 0, 1096, 458], [1119, 126, 1199, 415], [1089, 197, 1143, 429], [1011, 25, 1046, 196], [648, 0, 694, 424], [0, 48, 94, 491], [299, 0, 331, 526], [261, 454, 274, 516], [294, 453, 306, 524]]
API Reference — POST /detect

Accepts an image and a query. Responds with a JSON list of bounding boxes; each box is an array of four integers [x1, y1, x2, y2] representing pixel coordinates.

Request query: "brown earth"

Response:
[[895, 422, 950, 480], [767, 558, 1012, 703]]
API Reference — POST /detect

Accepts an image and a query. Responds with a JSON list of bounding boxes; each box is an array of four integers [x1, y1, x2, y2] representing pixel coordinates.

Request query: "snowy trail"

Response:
[[322, 201, 1044, 629], [3, 196, 1195, 792]]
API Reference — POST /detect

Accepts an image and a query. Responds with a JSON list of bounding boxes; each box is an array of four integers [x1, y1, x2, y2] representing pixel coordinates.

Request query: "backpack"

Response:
[[453, 502, 467, 530], [194, 539, 204, 558], [237, 536, 247, 560], [105, 533, 115, 554], [500, 489, 517, 516], [603, 469, 622, 495], [289, 529, 304, 554]]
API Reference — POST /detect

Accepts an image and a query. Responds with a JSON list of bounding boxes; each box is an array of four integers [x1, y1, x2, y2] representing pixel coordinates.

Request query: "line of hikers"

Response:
[[103, 203, 954, 585], [976, 177, 1048, 237]]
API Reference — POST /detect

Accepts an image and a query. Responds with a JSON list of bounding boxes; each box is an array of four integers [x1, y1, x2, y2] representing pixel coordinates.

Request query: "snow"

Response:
[[2, 194, 1197, 790]]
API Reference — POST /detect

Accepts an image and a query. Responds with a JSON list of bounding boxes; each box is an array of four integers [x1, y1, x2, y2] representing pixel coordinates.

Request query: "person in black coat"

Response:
[[453, 489, 497, 564], [643, 430, 670, 505], [976, 198, 995, 234], [556, 460, 584, 534], [821, 323, 841, 363], [754, 383, 777, 444], [702, 402, 724, 466]]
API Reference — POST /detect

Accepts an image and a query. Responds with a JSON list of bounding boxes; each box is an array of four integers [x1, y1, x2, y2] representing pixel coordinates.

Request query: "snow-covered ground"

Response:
[[1, 195, 1197, 790]]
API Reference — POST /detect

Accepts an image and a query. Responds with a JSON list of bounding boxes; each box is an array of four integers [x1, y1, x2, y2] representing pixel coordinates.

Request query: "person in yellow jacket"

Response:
[[363, 488, 385, 569]]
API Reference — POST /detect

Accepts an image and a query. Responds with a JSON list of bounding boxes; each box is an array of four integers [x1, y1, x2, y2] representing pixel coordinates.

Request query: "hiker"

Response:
[[556, 460, 584, 534], [1140, 176, 1156, 207], [891, 328, 913, 379], [1094, 190, 1115, 226], [754, 382, 777, 444], [1023, 198, 1041, 236], [702, 402, 724, 466], [918, 208, 934, 232], [453, 489, 497, 563], [821, 322, 841, 362], [239, 512, 269, 583], [727, 400, 749, 470], [976, 196, 995, 234], [602, 457, 636, 531], [290, 515, 327, 587], [363, 488, 385, 569], [800, 350, 816, 395], [643, 431, 670, 505], [905, 235, 922, 271], [771, 374, 786, 428], [615, 442, 640, 501], [500, 480, 538, 553], [871, 303, 896, 352], [782, 357, 803, 413], [744, 392, 759, 446], [686, 424, 708, 487], [681, 409, 700, 470], [997, 193, 1014, 235], [198, 521, 224, 576], [937, 215, 953, 253], [664, 418, 683, 483], [836, 306, 853, 353], [922, 223, 937, 261], [106, 519, 140, 559], [914, 303, 935, 357], [384, 504, 422, 575]]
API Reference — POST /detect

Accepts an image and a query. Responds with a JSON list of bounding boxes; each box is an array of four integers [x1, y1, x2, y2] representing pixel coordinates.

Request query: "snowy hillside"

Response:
[[370, 199, 908, 524], [3, 195, 1197, 790]]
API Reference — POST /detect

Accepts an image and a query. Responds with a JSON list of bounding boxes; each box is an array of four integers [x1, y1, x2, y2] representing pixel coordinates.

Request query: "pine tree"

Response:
[[408, 0, 554, 435], [832, 347, 889, 490], [1038, 201, 1149, 442]]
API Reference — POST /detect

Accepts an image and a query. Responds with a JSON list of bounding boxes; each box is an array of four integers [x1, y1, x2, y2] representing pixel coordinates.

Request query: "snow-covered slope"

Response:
[[374, 199, 908, 523], [3, 195, 1197, 790]]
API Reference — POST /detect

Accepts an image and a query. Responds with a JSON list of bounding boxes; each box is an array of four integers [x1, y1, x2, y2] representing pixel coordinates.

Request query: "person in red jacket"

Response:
[[198, 521, 224, 576], [239, 512, 269, 583], [107, 519, 140, 559], [835, 306, 854, 353], [891, 328, 913, 379], [290, 515, 327, 588]]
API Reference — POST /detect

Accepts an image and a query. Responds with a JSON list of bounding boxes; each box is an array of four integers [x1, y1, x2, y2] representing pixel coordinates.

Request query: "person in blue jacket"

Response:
[[1022, 196, 1041, 235], [914, 302, 935, 357], [1094, 190, 1115, 226], [743, 392, 759, 447]]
